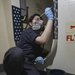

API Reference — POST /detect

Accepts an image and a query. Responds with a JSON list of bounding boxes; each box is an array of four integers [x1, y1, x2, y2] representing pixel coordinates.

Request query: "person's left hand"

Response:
[[35, 56, 44, 64]]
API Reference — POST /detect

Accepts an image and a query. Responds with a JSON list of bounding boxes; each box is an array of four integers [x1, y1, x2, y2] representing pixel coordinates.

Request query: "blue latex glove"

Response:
[[35, 56, 44, 64], [45, 7, 53, 20]]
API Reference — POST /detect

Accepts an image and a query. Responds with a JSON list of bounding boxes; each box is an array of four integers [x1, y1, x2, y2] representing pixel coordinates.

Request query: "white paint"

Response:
[[47, 0, 75, 74]]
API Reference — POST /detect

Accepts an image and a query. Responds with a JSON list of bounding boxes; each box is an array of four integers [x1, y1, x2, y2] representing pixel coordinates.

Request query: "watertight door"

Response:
[[35, 0, 58, 70]]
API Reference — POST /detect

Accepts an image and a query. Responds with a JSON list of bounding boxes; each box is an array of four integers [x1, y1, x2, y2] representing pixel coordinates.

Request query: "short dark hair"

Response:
[[28, 13, 43, 24]]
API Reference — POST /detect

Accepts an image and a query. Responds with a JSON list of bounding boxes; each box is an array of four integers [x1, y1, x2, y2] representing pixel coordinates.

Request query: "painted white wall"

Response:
[[0, 0, 18, 64], [3, 0, 15, 47], [47, 0, 75, 74], [0, 0, 9, 63]]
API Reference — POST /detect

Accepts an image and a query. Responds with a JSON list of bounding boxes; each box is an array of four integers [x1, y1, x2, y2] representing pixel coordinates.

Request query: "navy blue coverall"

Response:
[[3, 27, 42, 75]]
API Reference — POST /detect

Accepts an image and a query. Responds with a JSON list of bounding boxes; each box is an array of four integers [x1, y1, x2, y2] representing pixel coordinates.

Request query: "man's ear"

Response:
[[29, 22, 32, 26]]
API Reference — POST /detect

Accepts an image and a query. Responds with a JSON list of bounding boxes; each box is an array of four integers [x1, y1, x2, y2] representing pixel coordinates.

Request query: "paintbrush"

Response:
[[40, 7, 53, 17]]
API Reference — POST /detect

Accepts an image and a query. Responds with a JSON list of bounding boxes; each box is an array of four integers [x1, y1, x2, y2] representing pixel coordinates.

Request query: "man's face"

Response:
[[32, 16, 41, 24], [29, 16, 43, 26], [29, 15, 44, 31]]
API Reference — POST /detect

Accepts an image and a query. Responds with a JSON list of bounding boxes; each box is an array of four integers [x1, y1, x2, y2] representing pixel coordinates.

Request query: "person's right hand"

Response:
[[45, 7, 53, 20], [35, 56, 44, 64]]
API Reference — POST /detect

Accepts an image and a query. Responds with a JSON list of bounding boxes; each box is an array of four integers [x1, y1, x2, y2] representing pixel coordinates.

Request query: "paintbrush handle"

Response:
[[40, 7, 53, 17]]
